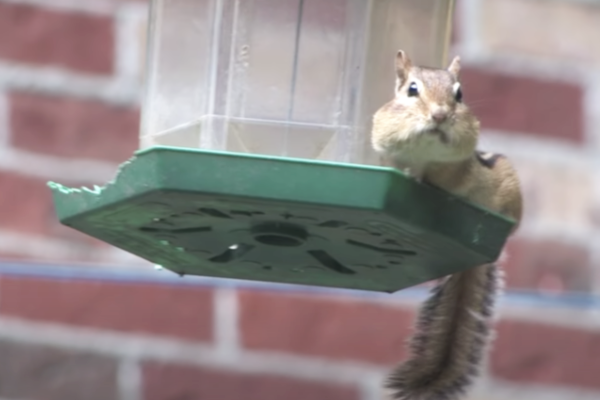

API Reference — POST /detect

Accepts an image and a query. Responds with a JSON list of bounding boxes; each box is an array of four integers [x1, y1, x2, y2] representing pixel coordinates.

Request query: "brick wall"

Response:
[[0, 0, 599, 399]]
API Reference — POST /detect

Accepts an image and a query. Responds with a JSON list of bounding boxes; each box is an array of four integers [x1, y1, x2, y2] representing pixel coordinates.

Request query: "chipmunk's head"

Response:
[[372, 50, 479, 165]]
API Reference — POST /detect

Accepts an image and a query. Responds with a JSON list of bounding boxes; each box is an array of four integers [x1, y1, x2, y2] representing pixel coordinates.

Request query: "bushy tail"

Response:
[[386, 263, 502, 400]]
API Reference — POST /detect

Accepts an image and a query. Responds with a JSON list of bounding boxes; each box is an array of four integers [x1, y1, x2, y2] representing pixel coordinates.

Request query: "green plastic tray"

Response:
[[49, 146, 514, 293]]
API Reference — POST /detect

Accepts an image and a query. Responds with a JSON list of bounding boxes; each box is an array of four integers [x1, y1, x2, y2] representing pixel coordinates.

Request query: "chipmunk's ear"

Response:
[[447, 56, 461, 78], [395, 50, 412, 84]]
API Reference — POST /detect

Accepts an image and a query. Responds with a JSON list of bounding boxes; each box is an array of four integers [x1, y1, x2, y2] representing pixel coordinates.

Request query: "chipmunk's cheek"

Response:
[[415, 119, 433, 134]]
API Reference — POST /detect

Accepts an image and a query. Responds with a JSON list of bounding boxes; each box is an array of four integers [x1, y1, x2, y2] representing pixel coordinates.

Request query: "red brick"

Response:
[[0, 277, 214, 341], [239, 291, 413, 365], [143, 362, 360, 400], [0, 170, 113, 247], [0, 253, 31, 262], [0, 169, 134, 264], [0, 252, 72, 264], [10, 91, 139, 163], [0, 3, 114, 74], [480, 0, 600, 67], [0, 171, 54, 236], [491, 320, 600, 390], [503, 239, 591, 293], [0, 339, 118, 400], [461, 67, 584, 142]]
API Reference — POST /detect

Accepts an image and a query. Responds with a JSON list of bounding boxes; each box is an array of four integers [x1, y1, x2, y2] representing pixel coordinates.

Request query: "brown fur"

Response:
[[372, 50, 523, 400]]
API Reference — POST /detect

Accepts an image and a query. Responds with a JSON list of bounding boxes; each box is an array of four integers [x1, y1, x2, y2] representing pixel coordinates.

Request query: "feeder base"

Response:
[[49, 146, 514, 293]]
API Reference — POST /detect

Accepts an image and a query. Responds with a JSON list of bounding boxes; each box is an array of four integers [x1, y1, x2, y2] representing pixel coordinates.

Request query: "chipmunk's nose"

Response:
[[431, 108, 449, 123]]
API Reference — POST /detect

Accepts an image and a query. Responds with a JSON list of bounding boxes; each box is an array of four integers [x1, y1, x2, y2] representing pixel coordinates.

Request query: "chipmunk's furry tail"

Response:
[[386, 263, 502, 400]]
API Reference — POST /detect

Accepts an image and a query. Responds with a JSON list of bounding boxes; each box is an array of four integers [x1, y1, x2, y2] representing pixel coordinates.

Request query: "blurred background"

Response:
[[0, 0, 599, 399]]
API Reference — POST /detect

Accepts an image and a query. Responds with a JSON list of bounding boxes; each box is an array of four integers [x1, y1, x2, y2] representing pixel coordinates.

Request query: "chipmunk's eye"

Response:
[[453, 82, 463, 102], [407, 82, 419, 97], [455, 88, 463, 102]]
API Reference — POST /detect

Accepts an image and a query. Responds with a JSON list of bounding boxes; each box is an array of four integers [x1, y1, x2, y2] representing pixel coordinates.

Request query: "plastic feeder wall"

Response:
[[49, 0, 515, 293]]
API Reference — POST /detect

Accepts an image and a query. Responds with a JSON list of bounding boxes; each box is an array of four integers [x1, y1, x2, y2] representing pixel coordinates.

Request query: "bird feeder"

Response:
[[49, 0, 515, 293]]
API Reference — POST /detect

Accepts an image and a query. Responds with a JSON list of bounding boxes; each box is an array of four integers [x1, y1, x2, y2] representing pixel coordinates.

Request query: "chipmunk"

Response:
[[371, 50, 523, 400]]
